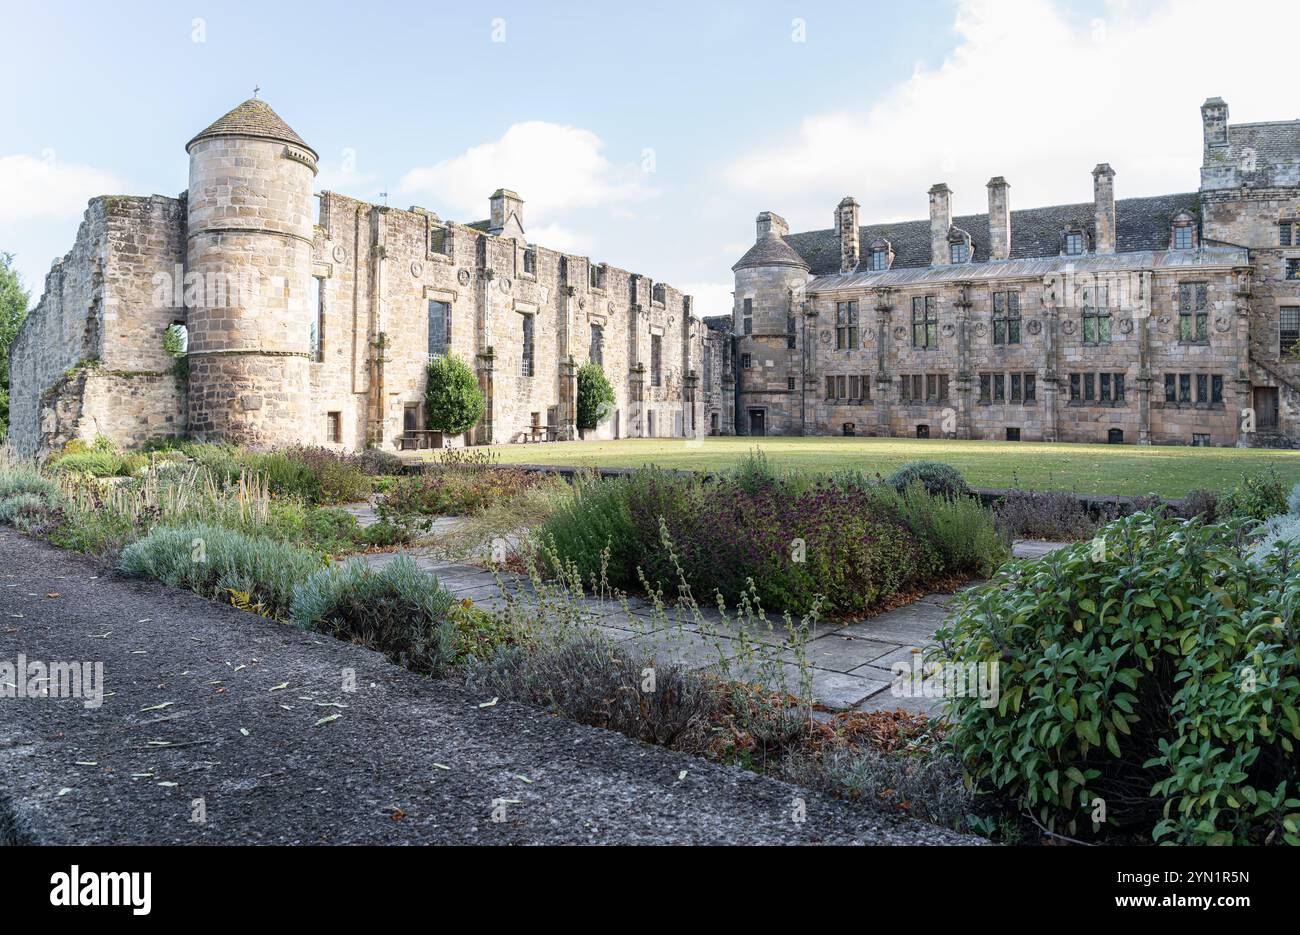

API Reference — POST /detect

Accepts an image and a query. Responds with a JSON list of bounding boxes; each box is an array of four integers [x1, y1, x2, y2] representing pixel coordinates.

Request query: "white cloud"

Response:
[[724, 0, 1300, 227], [0, 154, 123, 223], [526, 222, 592, 254], [397, 121, 655, 224], [677, 280, 734, 318]]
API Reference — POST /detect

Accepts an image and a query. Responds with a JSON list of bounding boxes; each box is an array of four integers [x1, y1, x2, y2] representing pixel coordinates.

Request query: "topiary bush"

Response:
[[119, 523, 324, 619], [938, 511, 1300, 844], [887, 460, 970, 499], [576, 361, 615, 433], [291, 555, 456, 674], [425, 354, 485, 436]]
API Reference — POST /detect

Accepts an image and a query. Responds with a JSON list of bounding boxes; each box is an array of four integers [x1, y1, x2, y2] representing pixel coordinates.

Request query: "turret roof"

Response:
[[732, 234, 811, 272], [186, 99, 317, 158]]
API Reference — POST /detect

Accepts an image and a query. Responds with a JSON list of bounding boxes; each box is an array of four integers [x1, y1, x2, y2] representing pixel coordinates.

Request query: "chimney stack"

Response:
[[837, 197, 860, 273], [928, 184, 952, 266], [755, 211, 789, 241], [1092, 164, 1115, 255], [986, 177, 1011, 261], [489, 188, 524, 239]]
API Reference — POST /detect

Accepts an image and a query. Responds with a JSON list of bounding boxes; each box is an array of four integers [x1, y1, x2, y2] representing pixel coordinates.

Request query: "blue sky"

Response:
[[2, 0, 1295, 313]]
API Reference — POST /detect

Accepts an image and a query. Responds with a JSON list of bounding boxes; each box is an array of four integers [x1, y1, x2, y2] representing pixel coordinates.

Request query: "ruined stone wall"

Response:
[[309, 193, 705, 449], [9, 195, 187, 456]]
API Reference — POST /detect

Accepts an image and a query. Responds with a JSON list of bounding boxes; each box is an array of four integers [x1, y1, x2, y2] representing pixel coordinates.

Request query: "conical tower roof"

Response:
[[186, 99, 317, 158], [732, 234, 811, 272]]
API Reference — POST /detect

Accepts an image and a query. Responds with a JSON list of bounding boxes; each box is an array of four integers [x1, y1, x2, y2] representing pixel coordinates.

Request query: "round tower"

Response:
[[184, 98, 319, 446], [731, 212, 810, 435]]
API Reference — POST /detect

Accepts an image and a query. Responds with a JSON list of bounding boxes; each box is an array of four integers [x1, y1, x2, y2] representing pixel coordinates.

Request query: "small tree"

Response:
[[425, 354, 485, 436], [576, 362, 615, 434], [0, 253, 31, 439]]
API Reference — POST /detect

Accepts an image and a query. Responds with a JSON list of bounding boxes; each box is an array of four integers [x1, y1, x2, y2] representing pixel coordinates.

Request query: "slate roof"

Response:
[[732, 235, 812, 272], [187, 99, 317, 158], [1229, 120, 1300, 167], [810, 244, 1250, 293], [780, 192, 1202, 276]]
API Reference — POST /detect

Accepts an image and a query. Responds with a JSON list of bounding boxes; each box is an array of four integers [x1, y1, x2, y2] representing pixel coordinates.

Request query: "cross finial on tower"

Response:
[[253, 84, 260, 99]]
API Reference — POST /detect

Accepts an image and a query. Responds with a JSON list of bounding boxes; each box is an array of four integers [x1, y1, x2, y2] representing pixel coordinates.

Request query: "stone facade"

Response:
[[9, 100, 707, 455], [731, 97, 1300, 447]]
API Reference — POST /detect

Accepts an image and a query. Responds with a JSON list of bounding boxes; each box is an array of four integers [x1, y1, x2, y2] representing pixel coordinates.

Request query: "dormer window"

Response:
[[589, 263, 604, 290], [522, 247, 536, 275], [947, 228, 973, 265], [1170, 210, 1198, 251], [1065, 231, 1084, 256], [867, 238, 893, 272]]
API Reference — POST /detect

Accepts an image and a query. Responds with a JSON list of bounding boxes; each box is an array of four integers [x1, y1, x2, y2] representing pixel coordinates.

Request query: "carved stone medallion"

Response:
[[972, 322, 988, 338], [457, 269, 471, 286], [1026, 319, 1042, 336], [332, 245, 346, 264], [410, 261, 423, 278]]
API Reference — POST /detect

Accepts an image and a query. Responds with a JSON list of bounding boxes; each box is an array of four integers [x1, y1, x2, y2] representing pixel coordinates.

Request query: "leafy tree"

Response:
[[0, 254, 31, 438], [576, 361, 615, 433], [424, 354, 485, 435]]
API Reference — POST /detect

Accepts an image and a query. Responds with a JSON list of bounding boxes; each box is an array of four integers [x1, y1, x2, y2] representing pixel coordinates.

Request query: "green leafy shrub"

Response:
[[534, 472, 640, 587], [882, 482, 1010, 577], [379, 465, 541, 517], [425, 354, 485, 435], [120, 523, 323, 619], [291, 555, 456, 674], [576, 362, 616, 432], [1221, 468, 1288, 521], [466, 631, 716, 747], [446, 598, 521, 662], [49, 451, 127, 477], [538, 468, 1003, 616], [359, 517, 413, 547], [0, 467, 60, 501], [280, 446, 370, 504], [887, 460, 970, 499], [938, 511, 1300, 844], [303, 507, 361, 550]]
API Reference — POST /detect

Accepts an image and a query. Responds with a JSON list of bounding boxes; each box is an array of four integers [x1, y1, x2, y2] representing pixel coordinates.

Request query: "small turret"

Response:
[[184, 98, 319, 445]]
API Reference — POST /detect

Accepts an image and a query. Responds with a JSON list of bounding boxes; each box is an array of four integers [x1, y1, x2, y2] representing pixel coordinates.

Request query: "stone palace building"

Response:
[[9, 98, 718, 455], [10, 95, 1298, 455], [730, 96, 1300, 446]]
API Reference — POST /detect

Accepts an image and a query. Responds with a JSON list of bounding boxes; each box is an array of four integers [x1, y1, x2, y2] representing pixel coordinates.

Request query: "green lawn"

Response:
[[450, 436, 1300, 498]]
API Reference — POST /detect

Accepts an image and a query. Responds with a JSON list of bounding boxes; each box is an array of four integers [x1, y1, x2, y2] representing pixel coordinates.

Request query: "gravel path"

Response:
[[0, 530, 981, 845]]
